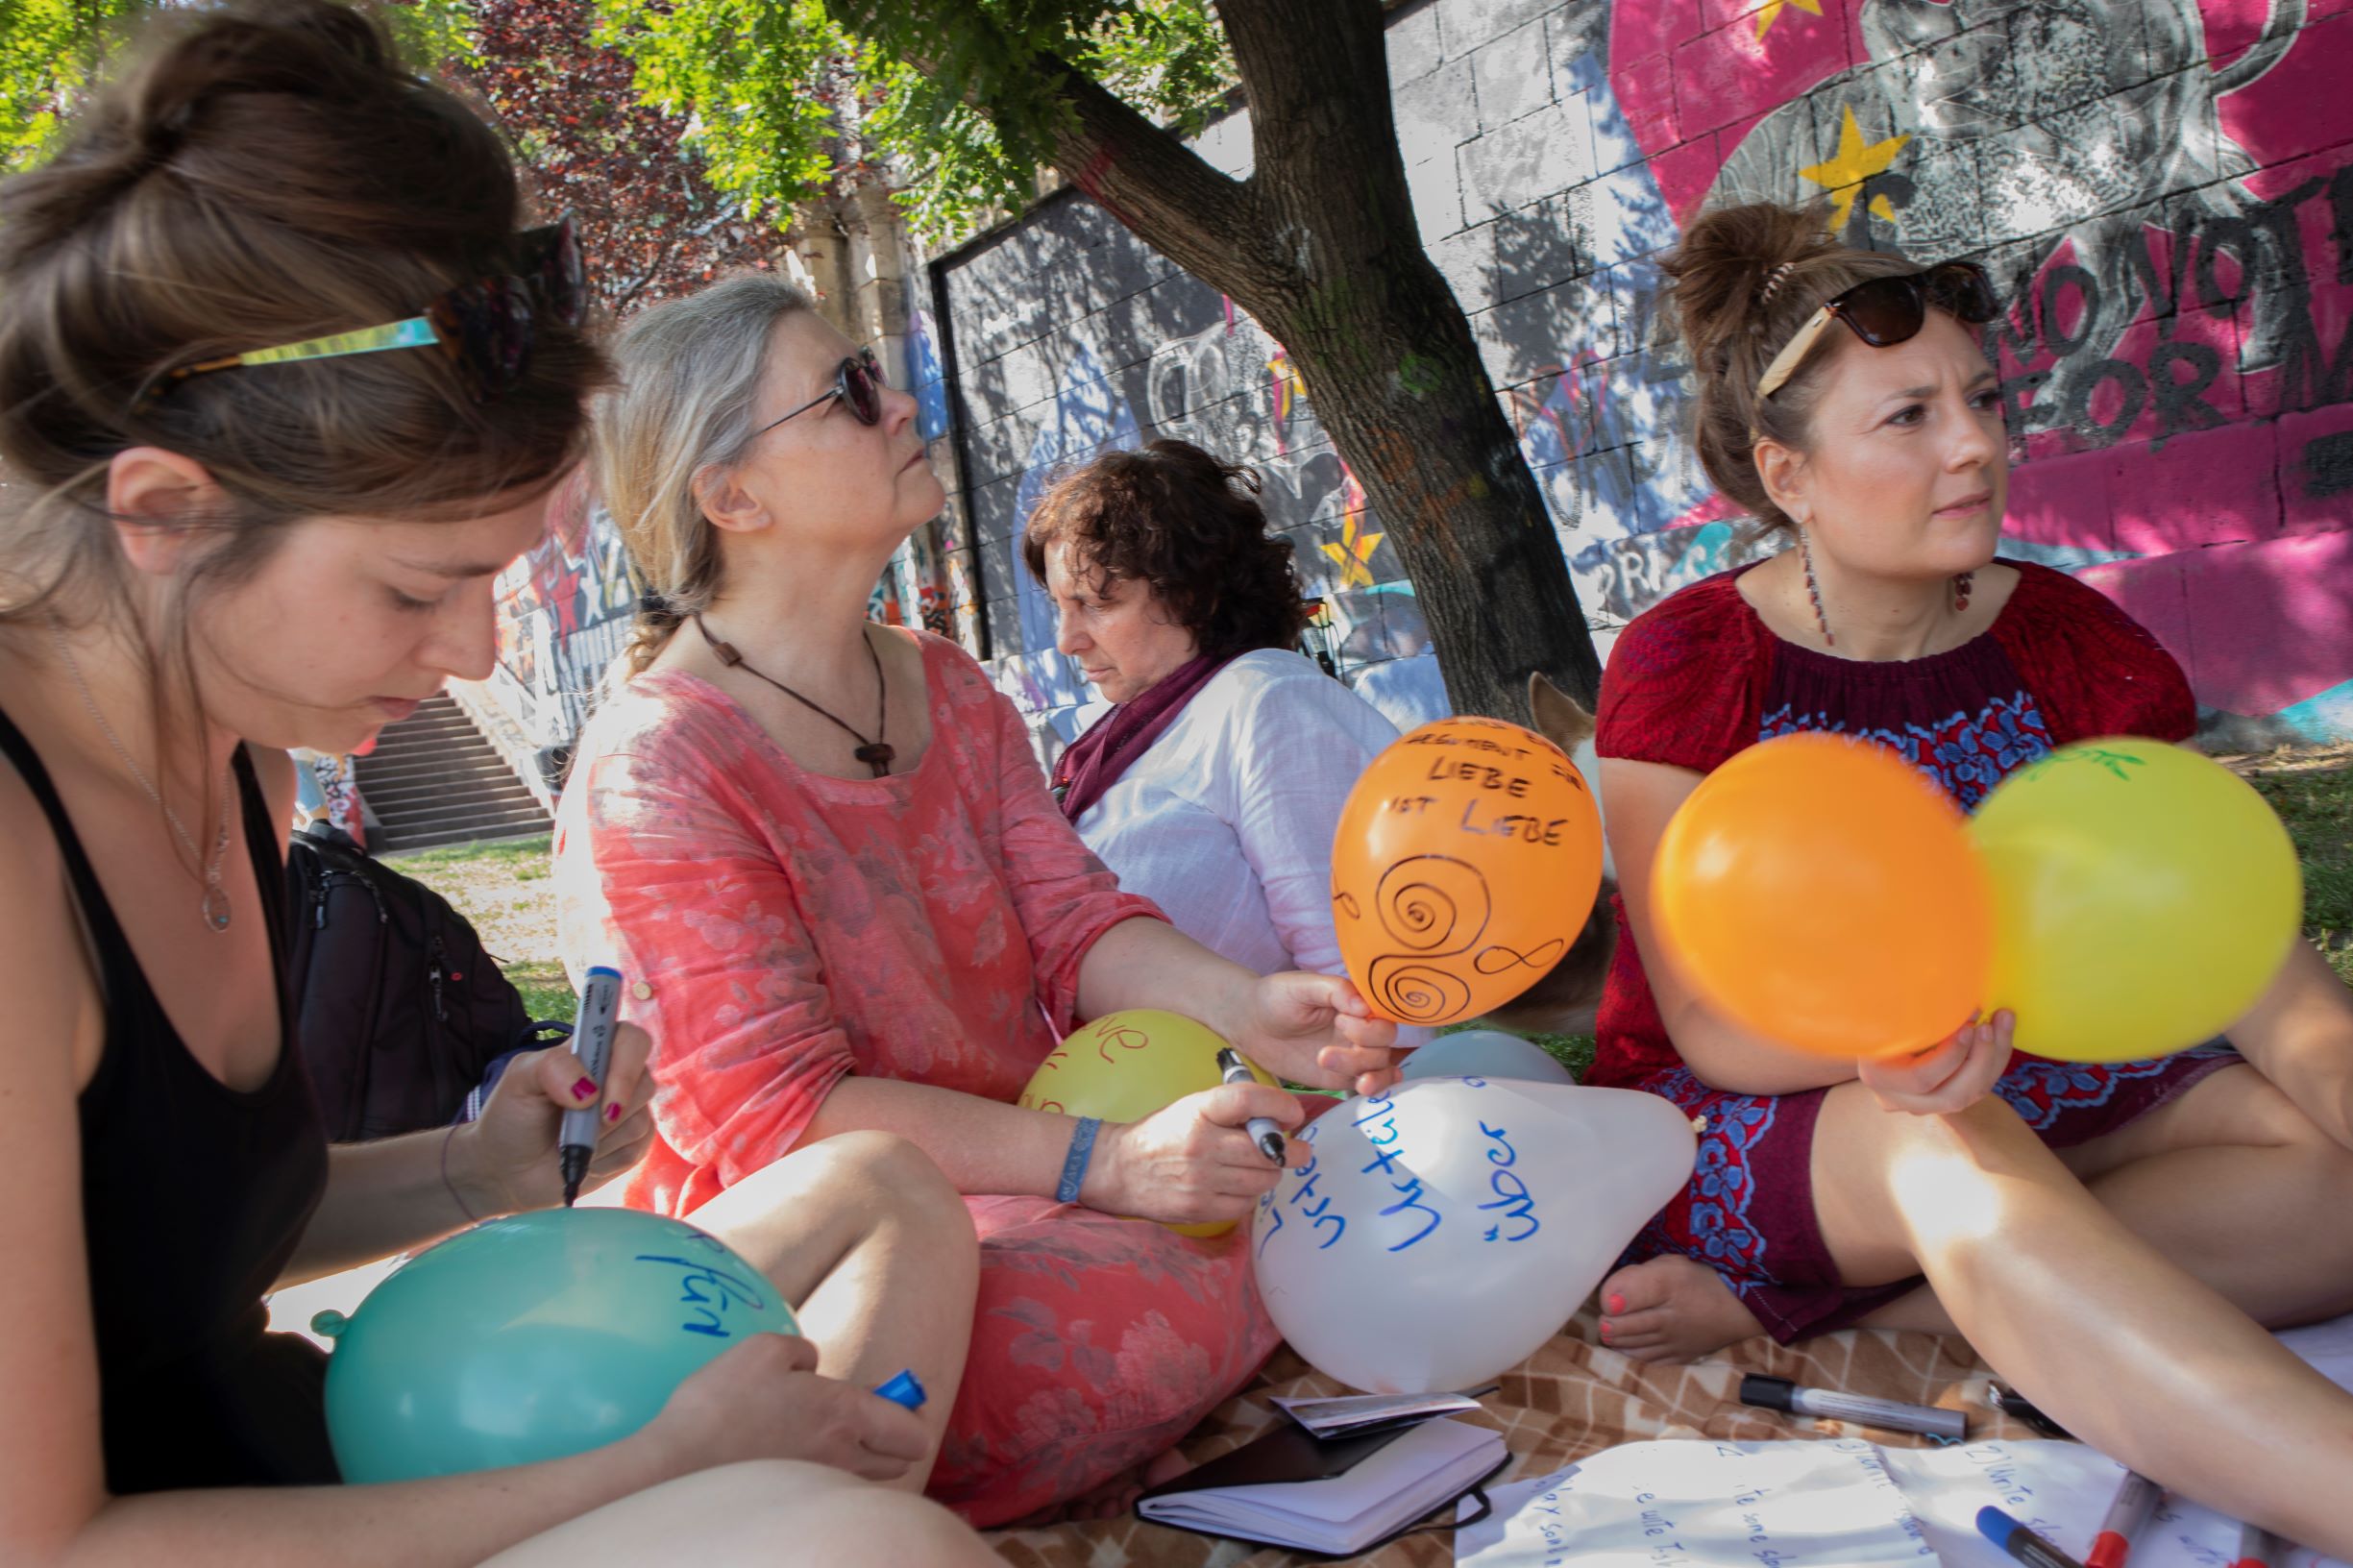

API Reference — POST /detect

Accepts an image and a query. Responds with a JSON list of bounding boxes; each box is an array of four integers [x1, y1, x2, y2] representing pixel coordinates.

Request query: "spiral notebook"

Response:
[[1136, 1416, 1507, 1557]]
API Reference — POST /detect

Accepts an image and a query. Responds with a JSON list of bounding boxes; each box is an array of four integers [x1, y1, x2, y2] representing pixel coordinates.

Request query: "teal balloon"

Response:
[[313, 1208, 796, 1482], [1400, 1029, 1577, 1086]]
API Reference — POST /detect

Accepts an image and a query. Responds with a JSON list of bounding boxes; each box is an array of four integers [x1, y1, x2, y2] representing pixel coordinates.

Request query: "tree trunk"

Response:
[[928, 0, 1607, 716]]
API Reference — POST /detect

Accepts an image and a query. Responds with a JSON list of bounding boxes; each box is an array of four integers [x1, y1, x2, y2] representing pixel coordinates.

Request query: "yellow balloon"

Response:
[[1969, 739, 2301, 1063], [1017, 1010, 1276, 1237]]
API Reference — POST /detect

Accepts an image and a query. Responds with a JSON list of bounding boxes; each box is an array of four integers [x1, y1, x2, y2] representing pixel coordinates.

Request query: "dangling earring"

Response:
[[1799, 527, 1834, 648], [1954, 571, 1974, 614]]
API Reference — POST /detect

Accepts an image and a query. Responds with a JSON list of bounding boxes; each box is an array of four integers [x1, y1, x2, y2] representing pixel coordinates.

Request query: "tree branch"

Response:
[[883, 0, 1290, 297], [1213, 0, 1419, 260]]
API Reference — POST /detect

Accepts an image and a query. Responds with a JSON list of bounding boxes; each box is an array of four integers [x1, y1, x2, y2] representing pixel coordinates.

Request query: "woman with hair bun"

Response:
[[1583, 201, 2353, 1548], [0, 5, 993, 1563]]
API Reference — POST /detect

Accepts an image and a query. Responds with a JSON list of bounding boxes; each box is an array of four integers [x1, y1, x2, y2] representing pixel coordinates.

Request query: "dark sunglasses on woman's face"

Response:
[[1754, 260, 2002, 400], [135, 215, 589, 410], [754, 347, 888, 437]]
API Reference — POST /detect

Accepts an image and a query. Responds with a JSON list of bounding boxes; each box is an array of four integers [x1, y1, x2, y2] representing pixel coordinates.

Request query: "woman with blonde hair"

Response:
[[0, 5, 989, 1563], [559, 275, 1403, 1524], [1585, 202, 2353, 1550]]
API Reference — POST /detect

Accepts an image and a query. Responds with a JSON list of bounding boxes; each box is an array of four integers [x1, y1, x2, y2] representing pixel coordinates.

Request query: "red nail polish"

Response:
[[1606, 1292, 1627, 1314], [606, 1102, 624, 1123], [573, 1076, 598, 1100], [1599, 1320, 1613, 1339]]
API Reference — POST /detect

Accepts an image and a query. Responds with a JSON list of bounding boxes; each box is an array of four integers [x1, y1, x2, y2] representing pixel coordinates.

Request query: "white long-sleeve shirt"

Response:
[[1073, 648, 1400, 983]]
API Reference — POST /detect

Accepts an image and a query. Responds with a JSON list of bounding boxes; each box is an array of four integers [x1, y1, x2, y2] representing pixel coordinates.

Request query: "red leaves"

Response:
[[445, 0, 787, 314]]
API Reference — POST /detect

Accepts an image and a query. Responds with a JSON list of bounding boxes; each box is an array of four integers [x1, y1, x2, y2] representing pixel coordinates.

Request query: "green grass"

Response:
[[383, 833, 551, 875], [380, 834, 576, 1020], [2247, 763, 2353, 985]]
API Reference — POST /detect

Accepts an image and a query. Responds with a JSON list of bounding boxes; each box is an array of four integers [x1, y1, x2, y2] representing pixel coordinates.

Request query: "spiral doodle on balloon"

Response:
[[1334, 888, 1362, 920], [1359, 856, 1492, 1021], [1366, 959, 1476, 1023], [1472, 939, 1567, 975], [1374, 855, 1491, 952]]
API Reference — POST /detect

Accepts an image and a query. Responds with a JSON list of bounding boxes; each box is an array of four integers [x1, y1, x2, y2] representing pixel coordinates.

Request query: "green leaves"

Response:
[[0, 0, 141, 172], [0, 1, 478, 175], [592, 0, 1234, 242]]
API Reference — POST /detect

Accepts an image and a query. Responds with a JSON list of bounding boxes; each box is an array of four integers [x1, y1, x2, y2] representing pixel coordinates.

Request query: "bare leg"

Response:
[[481, 1460, 996, 1568], [686, 1132, 980, 1494], [1852, 1063, 2353, 1338], [1609, 1063, 2353, 1354], [1810, 1083, 2353, 1554]]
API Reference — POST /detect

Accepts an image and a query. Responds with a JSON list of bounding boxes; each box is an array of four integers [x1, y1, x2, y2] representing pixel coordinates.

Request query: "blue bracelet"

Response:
[[1056, 1116, 1102, 1205]]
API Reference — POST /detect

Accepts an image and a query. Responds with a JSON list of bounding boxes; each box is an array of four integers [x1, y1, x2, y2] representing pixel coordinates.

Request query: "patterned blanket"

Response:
[[985, 1308, 2032, 1567]]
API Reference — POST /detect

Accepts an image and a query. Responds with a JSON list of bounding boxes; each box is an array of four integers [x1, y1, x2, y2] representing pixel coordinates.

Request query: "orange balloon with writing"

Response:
[[1330, 718, 1605, 1027], [1650, 731, 1990, 1060]]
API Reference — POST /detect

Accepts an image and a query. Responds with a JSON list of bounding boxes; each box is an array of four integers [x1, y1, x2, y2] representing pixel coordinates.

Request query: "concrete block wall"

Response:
[[936, 0, 2353, 748]]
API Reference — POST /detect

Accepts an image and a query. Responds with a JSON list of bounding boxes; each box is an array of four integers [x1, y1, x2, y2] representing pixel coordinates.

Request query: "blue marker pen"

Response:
[[1979, 1506, 2088, 1568], [1214, 1047, 1287, 1164], [873, 1369, 927, 1409], [558, 966, 624, 1206]]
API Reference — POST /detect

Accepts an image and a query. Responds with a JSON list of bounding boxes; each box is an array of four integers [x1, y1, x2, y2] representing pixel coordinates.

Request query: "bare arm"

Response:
[[280, 1033, 656, 1286], [799, 917, 1394, 1225], [1601, 756, 1862, 1096]]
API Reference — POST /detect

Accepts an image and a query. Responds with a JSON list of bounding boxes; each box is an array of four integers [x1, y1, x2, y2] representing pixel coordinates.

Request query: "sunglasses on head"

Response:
[[1754, 260, 2001, 402], [136, 213, 588, 410], [754, 346, 888, 437]]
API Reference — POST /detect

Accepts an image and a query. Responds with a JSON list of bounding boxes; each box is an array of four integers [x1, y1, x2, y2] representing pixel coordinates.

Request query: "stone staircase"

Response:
[[356, 693, 551, 854]]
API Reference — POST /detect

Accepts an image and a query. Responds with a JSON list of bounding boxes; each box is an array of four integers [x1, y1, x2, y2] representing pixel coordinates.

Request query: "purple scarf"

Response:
[[1052, 653, 1234, 821]]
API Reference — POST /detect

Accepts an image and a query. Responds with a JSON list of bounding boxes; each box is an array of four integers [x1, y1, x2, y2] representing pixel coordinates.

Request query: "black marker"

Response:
[[1740, 1374, 1967, 1439], [558, 967, 623, 1206], [1213, 1047, 1287, 1164]]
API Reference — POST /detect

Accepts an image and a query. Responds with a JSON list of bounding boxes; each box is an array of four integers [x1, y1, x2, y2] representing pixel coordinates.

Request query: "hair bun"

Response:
[[1659, 202, 1841, 390]]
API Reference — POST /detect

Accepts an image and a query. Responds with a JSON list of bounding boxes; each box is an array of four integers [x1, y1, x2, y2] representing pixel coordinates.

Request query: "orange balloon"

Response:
[[1651, 732, 1990, 1059], [1331, 717, 1605, 1026]]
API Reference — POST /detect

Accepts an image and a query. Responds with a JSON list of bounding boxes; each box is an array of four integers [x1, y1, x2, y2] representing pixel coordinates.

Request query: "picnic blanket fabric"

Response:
[[984, 1311, 2036, 1567]]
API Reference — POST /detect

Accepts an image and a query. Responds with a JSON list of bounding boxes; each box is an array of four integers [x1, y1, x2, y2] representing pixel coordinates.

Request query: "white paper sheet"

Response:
[[1458, 1316, 2353, 1568], [1457, 1439, 2346, 1568]]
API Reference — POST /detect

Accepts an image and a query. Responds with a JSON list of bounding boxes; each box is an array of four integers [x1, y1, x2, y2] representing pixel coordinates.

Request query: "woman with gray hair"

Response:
[[555, 276, 1403, 1525]]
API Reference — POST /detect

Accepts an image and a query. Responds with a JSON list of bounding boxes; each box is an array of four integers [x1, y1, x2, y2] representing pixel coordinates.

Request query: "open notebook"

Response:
[[1136, 1416, 1507, 1556]]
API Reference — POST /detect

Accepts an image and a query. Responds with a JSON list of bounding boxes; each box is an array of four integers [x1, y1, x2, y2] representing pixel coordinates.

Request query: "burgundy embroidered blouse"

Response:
[[1588, 558, 2197, 1090]]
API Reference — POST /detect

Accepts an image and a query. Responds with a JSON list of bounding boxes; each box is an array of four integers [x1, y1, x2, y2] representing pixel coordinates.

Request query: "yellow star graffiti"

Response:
[[1800, 105, 1909, 233], [1754, 0, 1822, 39], [1318, 509, 1385, 591]]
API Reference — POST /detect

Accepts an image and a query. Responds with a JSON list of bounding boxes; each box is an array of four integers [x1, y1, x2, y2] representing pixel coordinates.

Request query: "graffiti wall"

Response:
[[474, 469, 643, 792], [935, 0, 2353, 747]]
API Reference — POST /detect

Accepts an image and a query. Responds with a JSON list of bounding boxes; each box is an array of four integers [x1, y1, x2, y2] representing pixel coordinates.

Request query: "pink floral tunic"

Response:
[[554, 629, 1281, 1524]]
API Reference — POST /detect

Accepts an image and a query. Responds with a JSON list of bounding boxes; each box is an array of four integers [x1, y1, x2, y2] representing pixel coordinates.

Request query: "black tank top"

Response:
[[0, 706, 334, 1492]]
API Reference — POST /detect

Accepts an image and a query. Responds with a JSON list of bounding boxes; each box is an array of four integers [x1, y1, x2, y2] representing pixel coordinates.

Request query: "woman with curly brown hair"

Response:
[[1023, 439, 1405, 985]]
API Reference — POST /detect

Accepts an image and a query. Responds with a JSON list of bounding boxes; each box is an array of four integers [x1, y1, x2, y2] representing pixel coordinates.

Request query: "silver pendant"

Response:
[[202, 883, 233, 932]]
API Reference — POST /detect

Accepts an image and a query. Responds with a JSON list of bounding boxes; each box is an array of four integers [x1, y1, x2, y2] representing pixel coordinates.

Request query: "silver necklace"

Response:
[[51, 620, 233, 932]]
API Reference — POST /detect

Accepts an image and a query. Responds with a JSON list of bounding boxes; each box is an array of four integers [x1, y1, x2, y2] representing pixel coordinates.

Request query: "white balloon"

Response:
[[1249, 1078, 1697, 1394]]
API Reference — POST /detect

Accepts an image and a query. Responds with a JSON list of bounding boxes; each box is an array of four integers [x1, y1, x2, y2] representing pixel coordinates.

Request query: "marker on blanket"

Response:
[[1979, 1507, 2089, 1568], [1739, 1375, 1967, 1440], [873, 1369, 927, 1410], [557, 967, 624, 1206], [1214, 1048, 1288, 1164], [2085, 1472, 2161, 1568]]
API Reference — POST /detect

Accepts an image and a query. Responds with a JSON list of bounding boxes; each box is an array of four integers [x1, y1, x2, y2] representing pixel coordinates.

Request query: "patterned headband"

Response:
[[1755, 260, 1798, 310]]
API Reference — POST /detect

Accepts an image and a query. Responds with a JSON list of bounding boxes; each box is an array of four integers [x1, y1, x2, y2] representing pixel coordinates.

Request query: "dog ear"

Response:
[[1526, 672, 1596, 752]]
